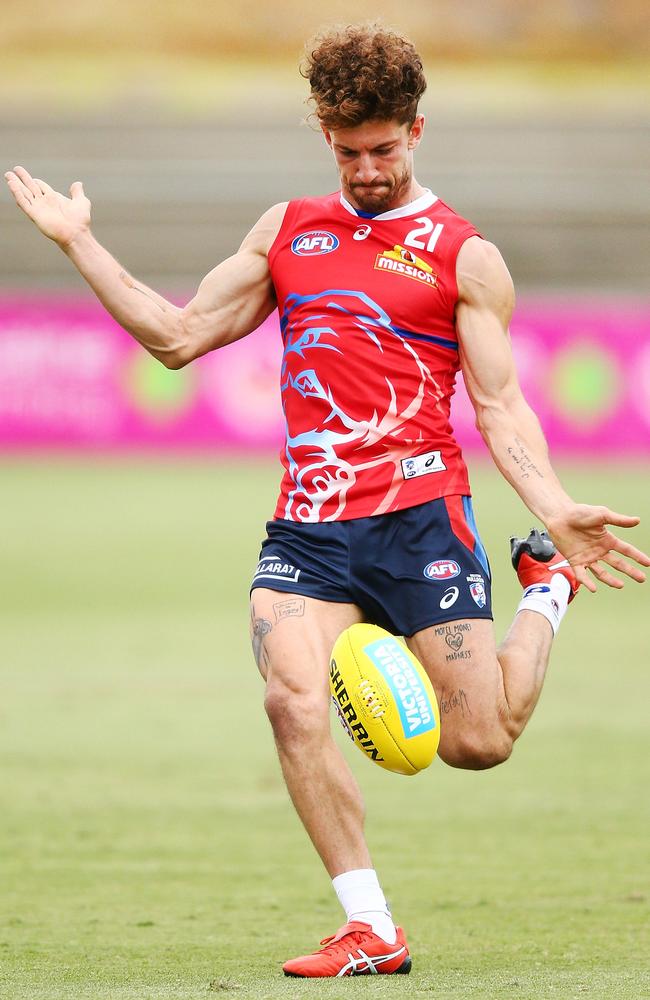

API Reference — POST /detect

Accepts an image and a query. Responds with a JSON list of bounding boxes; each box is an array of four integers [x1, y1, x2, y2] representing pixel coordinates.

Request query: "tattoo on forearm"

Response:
[[507, 436, 544, 481], [118, 269, 167, 313], [439, 688, 471, 717], [273, 598, 305, 623]]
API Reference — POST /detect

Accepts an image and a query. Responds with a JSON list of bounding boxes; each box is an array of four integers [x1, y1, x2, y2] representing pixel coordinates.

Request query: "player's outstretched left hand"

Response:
[[546, 505, 650, 592]]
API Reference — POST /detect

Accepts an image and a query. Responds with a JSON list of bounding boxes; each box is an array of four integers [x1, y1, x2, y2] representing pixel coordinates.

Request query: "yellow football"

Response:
[[329, 623, 440, 776]]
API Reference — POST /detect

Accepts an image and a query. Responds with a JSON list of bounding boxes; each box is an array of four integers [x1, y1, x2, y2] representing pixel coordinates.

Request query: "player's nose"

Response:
[[353, 153, 380, 185]]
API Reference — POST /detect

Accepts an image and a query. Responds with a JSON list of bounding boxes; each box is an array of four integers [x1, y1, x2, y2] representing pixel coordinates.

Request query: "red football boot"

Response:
[[282, 921, 411, 977], [511, 528, 580, 602]]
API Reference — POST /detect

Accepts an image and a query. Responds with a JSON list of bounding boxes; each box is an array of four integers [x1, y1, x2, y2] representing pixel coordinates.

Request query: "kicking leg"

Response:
[[407, 531, 579, 770]]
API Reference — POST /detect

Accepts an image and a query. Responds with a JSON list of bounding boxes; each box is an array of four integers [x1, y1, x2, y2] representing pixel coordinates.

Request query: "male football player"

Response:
[[6, 21, 649, 979]]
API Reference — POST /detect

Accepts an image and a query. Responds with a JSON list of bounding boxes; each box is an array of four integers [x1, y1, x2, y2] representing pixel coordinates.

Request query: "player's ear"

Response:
[[322, 128, 333, 148], [407, 114, 425, 150]]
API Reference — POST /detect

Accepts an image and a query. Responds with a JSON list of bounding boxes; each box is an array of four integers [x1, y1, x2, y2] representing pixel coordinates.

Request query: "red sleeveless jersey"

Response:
[[268, 189, 481, 522]]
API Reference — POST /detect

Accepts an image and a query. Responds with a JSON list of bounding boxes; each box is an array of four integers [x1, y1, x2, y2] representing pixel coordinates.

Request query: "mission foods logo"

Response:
[[364, 638, 436, 739], [374, 245, 438, 288], [291, 231, 340, 256]]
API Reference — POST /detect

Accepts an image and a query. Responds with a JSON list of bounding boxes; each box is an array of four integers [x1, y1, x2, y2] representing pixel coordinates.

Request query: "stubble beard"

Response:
[[347, 164, 412, 214]]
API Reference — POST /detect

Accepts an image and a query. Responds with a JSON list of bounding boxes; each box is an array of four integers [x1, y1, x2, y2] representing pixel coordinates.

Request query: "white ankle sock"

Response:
[[332, 868, 397, 944], [516, 572, 571, 635]]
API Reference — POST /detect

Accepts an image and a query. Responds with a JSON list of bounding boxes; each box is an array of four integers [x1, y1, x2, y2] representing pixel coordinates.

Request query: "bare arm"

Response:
[[455, 236, 649, 590], [4, 165, 285, 368]]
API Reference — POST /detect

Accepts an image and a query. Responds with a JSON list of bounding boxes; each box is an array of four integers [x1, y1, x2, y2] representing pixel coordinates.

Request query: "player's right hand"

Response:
[[4, 166, 91, 247]]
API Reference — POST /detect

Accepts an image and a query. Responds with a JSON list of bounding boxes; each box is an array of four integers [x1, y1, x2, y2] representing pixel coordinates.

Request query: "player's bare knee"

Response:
[[440, 730, 513, 771], [264, 681, 326, 745]]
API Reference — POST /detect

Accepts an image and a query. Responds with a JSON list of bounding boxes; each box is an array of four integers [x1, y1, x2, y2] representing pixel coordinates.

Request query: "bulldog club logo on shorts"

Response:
[[467, 573, 487, 608]]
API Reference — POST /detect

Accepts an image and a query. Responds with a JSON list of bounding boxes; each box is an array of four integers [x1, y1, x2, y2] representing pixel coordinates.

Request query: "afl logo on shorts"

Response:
[[423, 559, 461, 582], [291, 231, 340, 256]]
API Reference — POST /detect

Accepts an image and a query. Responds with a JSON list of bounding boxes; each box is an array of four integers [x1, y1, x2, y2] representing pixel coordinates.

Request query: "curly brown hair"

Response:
[[302, 22, 427, 130]]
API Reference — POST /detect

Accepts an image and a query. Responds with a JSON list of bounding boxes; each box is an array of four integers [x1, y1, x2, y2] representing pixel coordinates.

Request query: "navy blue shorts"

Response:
[[250, 496, 492, 637]]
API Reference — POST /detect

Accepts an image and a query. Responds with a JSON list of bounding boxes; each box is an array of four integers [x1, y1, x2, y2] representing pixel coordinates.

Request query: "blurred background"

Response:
[[1, 4, 649, 998], [1, 0, 649, 453]]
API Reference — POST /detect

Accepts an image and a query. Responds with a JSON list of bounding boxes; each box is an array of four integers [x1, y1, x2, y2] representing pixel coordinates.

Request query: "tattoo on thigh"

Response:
[[435, 622, 472, 638], [439, 688, 471, 717], [273, 598, 305, 624], [445, 632, 464, 651], [446, 649, 472, 663], [250, 608, 273, 669], [434, 622, 474, 661]]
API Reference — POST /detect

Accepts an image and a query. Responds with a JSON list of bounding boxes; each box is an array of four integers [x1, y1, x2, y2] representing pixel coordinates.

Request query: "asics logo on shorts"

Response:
[[439, 586, 459, 610]]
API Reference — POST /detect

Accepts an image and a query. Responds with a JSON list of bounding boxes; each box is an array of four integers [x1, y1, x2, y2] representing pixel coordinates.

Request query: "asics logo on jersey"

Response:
[[401, 450, 446, 480], [291, 231, 340, 256], [353, 224, 372, 241], [374, 245, 438, 288]]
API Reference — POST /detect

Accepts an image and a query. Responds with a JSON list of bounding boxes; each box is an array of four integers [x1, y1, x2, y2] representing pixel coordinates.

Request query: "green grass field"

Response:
[[1, 459, 648, 1000]]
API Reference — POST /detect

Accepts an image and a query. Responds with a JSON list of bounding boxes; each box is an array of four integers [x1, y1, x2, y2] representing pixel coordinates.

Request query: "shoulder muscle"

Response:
[[240, 201, 289, 256], [456, 237, 515, 326]]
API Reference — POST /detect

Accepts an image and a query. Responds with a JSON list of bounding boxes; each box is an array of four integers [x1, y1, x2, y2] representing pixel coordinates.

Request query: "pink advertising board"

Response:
[[0, 296, 648, 454]]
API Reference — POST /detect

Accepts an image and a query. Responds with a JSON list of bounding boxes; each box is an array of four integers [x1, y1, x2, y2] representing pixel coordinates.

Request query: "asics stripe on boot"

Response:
[[510, 528, 579, 601], [282, 921, 411, 978]]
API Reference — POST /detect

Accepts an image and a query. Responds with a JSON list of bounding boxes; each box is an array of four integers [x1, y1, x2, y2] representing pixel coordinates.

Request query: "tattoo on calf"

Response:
[[273, 598, 305, 623]]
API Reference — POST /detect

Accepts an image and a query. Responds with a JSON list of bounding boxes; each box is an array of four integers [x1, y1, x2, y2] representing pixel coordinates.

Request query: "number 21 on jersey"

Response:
[[404, 218, 444, 254]]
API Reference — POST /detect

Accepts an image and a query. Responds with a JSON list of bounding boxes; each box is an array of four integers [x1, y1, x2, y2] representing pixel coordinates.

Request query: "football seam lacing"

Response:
[[348, 628, 418, 774]]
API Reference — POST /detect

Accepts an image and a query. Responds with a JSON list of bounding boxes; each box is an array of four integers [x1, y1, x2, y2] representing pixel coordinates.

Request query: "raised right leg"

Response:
[[249, 588, 368, 877]]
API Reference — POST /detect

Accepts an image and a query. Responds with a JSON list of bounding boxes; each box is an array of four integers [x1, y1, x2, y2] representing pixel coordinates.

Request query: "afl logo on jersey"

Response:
[[291, 231, 340, 256]]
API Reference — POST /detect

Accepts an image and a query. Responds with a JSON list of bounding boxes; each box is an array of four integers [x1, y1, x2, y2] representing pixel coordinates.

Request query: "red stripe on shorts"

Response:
[[444, 495, 475, 553]]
